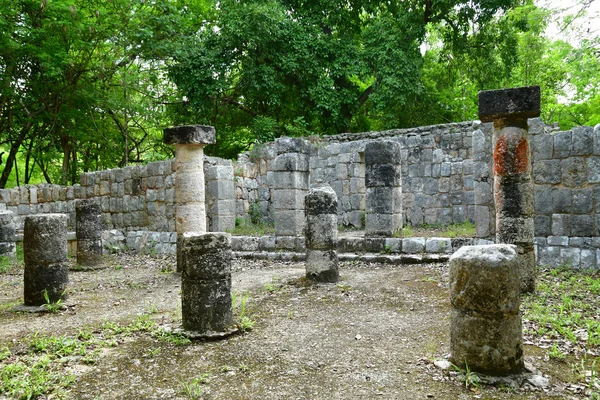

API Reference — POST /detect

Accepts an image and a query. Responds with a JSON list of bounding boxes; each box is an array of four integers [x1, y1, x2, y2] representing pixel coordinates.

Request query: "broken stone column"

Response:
[[450, 244, 523, 375], [479, 86, 540, 293], [76, 199, 103, 268], [164, 125, 216, 271], [23, 214, 69, 306], [180, 233, 234, 337], [0, 210, 16, 258], [364, 140, 402, 237], [272, 137, 310, 237], [205, 163, 236, 232], [305, 186, 339, 282]]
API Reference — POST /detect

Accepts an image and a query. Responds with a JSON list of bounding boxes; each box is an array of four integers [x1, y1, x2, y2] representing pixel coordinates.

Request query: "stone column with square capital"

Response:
[[164, 125, 216, 271], [364, 140, 402, 237], [272, 137, 310, 237], [478, 86, 540, 293]]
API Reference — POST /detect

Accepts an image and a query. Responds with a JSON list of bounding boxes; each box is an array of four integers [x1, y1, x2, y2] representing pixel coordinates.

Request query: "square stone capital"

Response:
[[478, 86, 540, 123], [164, 125, 216, 145]]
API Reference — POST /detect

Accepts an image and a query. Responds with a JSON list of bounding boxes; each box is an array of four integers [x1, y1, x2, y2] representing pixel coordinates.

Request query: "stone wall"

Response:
[[234, 121, 476, 228]]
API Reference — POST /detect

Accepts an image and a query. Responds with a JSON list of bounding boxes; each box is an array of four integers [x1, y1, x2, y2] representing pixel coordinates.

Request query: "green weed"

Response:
[[232, 291, 256, 332], [43, 289, 63, 313]]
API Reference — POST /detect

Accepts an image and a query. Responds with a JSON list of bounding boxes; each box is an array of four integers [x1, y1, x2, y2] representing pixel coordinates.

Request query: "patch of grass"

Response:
[[232, 291, 256, 332], [263, 277, 282, 294], [227, 217, 274, 236], [180, 374, 210, 400], [43, 289, 64, 314], [451, 361, 480, 391]]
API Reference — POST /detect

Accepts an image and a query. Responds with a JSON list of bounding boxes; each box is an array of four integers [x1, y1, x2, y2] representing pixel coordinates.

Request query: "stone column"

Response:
[[164, 125, 216, 271], [364, 140, 402, 237], [450, 244, 523, 375], [76, 199, 104, 268], [272, 137, 310, 237], [23, 214, 69, 306], [180, 233, 235, 337], [478, 86, 540, 293], [205, 164, 236, 232], [305, 186, 339, 282], [0, 210, 16, 258], [472, 121, 496, 239]]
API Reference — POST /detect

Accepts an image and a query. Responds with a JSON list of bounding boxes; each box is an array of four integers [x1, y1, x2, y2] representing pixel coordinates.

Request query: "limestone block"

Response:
[[272, 152, 310, 172], [478, 86, 540, 123], [273, 189, 306, 210], [561, 157, 586, 187], [365, 187, 402, 214], [272, 172, 309, 190], [548, 236, 568, 246], [572, 188, 593, 213], [553, 130, 572, 158], [259, 235, 276, 251], [176, 204, 207, 234], [231, 236, 259, 252], [532, 134, 553, 160], [581, 249, 596, 269], [210, 215, 236, 233], [475, 206, 490, 238], [453, 206, 467, 223], [276, 137, 309, 155], [426, 238, 452, 254], [534, 186, 553, 214], [588, 157, 600, 183], [437, 208, 453, 225], [176, 170, 206, 203], [274, 210, 305, 236], [538, 245, 560, 266], [181, 278, 232, 332], [76, 199, 102, 241], [560, 247, 580, 266], [205, 165, 234, 181], [77, 240, 103, 267], [402, 237, 426, 254], [305, 250, 339, 283], [595, 124, 600, 155], [306, 214, 337, 250], [572, 126, 594, 156], [552, 188, 572, 213], [164, 125, 216, 145], [207, 180, 235, 201], [365, 213, 402, 237], [572, 215, 595, 237], [23, 214, 69, 305], [180, 233, 231, 280], [364, 141, 401, 165], [275, 236, 296, 250], [208, 199, 236, 215], [534, 215, 551, 237]]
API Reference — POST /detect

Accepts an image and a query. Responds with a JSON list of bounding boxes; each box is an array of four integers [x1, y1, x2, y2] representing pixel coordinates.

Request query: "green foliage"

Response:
[[43, 289, 63, 314], [231, 291, 256, 332]]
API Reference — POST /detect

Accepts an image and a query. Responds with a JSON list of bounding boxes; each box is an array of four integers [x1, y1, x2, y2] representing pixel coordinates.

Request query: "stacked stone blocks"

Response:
[[0, 210, 16, 257], [305, 186, 339, 282], [76, 199, 104, 268], [23, 214, 69, 305]]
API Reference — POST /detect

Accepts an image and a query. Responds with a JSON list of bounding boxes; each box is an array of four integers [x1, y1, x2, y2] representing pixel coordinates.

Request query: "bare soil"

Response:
[[0, 254, 584, 399]]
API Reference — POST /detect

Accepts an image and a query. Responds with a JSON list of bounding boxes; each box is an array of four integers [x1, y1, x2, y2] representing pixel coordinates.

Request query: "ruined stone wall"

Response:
[[234, 121, 476, 228]]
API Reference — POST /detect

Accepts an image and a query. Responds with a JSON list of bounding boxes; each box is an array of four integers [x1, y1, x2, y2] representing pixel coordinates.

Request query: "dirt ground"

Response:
[[0, 254, 584, 399]]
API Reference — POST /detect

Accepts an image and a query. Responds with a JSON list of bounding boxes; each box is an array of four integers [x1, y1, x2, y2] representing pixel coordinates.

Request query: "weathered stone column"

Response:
[[76, 199, 104, 268], [180, 233, 235, 337], [272, 137, 310, 237], [0, 210, 16, 258], [450, 244, 523, 375], [164, 125, 216, 271], [479, 86, 539, 293], [206, 163, 236, 232], [305, 186, 339, 282], [364, 140, 402, 237], [23, 214, 69, 305]]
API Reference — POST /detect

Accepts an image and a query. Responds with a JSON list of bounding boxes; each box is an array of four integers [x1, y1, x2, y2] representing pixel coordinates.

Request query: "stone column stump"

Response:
[[180, 232, 236, 338], [365, 140, 402, 237], [23, 214, 69, 306], [479, 86, 540, 293], [164, 125, 216, 271], [305, 186, 339, 282], [449, 244, 523, 375], [0, 210, 16, 258], [76, 199, 104, 268], [272, 137, 310, 237], [206, 164, 236, 232]]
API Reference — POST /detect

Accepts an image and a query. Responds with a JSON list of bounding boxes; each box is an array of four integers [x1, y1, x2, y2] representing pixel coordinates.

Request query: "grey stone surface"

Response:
[[449, 244, 523, 375], [572, 126, 594, 156], [478, 86, 540, 122], [0, 210, 16, 257], [305, 250, 339, 283], [180, 233, 233, 334], [164, 125, 216, 145], [76, 199, 104, 268], [23, 214, 69, 306], [552, 214, 571, 236], [402, 237, 426, 253]]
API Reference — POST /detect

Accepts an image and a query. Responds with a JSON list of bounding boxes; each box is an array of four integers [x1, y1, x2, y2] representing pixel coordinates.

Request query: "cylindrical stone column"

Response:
[[305, 186, 339, 282], [164, 125, 216, 271], [364, 140, 402, 237], [76, 199, 104, 268], [479, 86, 540, 293], [180, 232, 233, 335], [0, 210, 16, 258], [272, 137, 310, 237], [23, 214, 69, 306], [449, 244, 523, 375]]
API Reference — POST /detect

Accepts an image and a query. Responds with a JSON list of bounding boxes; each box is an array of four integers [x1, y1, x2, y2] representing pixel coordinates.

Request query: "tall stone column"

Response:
[[305, 186, 339, 283], [479, 86, 540, 293], [272, 137, 310, 237], [364, 140, 402, 237], [450, 244, 523, 375], [76, 199, 104, 268], [23, 214, 69, 306], [180, 232, 235, 338], [0, 210, 16, 258], [164, 125, 216, 271], [206, 164, 236, 232]]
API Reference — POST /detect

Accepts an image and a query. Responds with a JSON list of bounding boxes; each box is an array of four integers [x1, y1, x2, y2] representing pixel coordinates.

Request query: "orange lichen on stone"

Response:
[[494, 136, 529, 176]]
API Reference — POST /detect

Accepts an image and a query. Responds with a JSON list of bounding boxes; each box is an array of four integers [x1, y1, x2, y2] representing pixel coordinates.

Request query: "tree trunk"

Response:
[[0, 124, 31, 188]]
